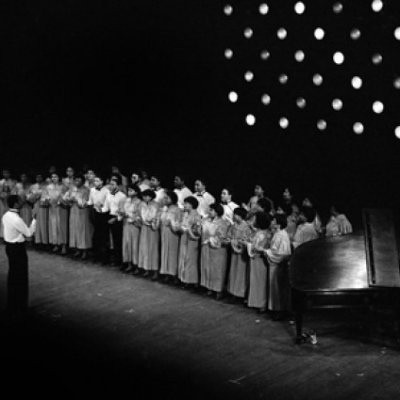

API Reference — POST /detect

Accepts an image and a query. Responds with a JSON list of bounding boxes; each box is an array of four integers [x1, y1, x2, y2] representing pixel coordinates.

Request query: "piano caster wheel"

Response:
[[295, 334, 308, 345]]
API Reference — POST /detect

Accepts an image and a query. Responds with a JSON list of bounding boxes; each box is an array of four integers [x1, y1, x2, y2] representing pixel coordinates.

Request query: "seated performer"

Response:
[[325, 204, 353, 237], [264, 213, 292, 320], [292, 206, 319, 249]]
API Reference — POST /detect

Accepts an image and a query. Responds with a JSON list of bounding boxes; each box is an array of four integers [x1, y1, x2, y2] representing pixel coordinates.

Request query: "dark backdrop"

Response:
[[3, 0, 400, 223]]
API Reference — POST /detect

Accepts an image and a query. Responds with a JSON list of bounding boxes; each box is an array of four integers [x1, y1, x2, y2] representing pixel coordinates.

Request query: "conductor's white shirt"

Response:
[[2, 209, 36, 243]]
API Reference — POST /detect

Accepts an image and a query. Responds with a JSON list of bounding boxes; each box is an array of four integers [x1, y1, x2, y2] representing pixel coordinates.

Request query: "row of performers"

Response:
[[0, 171, 353, 318]]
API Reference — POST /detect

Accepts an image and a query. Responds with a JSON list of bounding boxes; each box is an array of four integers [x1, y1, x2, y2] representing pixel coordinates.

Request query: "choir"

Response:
[[0, 167, 353, 319]]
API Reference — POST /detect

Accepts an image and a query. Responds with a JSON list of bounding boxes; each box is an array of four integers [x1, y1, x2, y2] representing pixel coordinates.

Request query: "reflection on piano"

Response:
[[290, 209, 400, 344]]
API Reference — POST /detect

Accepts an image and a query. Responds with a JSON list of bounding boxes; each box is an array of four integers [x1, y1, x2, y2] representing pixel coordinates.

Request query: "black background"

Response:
[[3, 0, 400, 223]]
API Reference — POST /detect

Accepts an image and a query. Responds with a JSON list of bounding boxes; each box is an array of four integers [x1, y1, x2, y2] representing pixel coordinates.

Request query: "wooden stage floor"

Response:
[[1, 244, 400, 399]]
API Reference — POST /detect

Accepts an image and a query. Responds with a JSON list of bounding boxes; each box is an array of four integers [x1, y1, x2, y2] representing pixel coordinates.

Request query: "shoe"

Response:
[[124, 265, 134, 273], [143, 271, 150, 277], [216, 292, 223, 301], [61, 246, 67, 255], [151, 272, 159, 281], [81, 251, 88, 260], [52, 246, 59, 253]]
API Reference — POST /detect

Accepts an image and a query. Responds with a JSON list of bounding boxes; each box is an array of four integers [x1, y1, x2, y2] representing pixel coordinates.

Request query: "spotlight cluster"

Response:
[[223, 1, 400, 138]]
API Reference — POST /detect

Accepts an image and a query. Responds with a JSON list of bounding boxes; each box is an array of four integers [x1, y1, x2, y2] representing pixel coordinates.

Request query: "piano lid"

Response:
[[363, 209, 400, 288]]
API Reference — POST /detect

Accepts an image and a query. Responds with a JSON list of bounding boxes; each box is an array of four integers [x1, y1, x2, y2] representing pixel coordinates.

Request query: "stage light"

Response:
[[224, 49, 233, 59], [244, 27, 253, 39], [259, 3, 269, 15], [372, 53, 382, 65], [294, 2, 305, 15], [394, 77, 400, 89], [246, 114, 256, 126], [261, 94, 271, 105], [317, 120, 327, 131], [395, 126, 400, 139], [313, 73, 323, 86], [244, 71, 254, 82], [353, 122, 364, 134], [296, 97, 306, 109], [260, 50, 270, 60], [314, 28, 325, 40], [332, 98, 343, 111], [295, 50, 305, 62], [395, 27, 400, 40], [333, 51, 345, 65], [279, 74, 288, 84], [279, 117, 289, 129], [277, 28, 287, 40], [223, 4, 233, 16], [372, 101, 384, 114], [350, 28, 361, 40], [333, 2, 343, 14], [371, 0, 383, 12], [351, 76, 363, 89], [228, 91, 238, 103]]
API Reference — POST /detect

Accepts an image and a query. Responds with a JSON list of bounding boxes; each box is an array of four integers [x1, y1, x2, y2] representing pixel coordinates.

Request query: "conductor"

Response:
[[2, 195, 36, 317]]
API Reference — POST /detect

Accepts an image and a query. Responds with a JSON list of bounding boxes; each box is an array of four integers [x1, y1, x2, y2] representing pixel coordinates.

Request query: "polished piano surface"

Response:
[[290, 209, 400, 344]]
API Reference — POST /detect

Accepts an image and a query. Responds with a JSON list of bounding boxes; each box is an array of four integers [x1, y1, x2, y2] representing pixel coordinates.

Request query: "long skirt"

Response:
[[268, 262, 290, 311], [178, 233, 199, 284], [248, 256, 268, 309], [201, 245, 228, 292], [0, 199, 8, 238], [138, 225, 160, 271], [48, 205, 68, 245], [160, 226, 180, 276], [34, 204, 49, 244], [227, 252, 248, 298], [122, 222, 141, 264], [20, 203, 33, 226], [69, 205, 93, 249]]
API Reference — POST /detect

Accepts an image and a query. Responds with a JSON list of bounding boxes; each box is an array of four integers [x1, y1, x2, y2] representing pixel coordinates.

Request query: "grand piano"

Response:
[[290, 209, 400, 344]]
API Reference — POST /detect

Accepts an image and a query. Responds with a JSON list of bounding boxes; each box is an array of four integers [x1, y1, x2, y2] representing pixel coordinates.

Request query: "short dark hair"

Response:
[[165, 190, 178, 205], [254, 211, 271, 230], [275, 213, 288, 229], [223, 186, 234, 196], [257, 197, 272, 213], [110, 175, 122, 186], [128, 183, 142, 196], [7, 195, 20, 209], [210, 203, 224, 217], [301, 206, 316, 223], [277, 203, 292, 216], [183, 196, 199, 210], [233, 207, 248, 220], [141, 189, 156, 200]]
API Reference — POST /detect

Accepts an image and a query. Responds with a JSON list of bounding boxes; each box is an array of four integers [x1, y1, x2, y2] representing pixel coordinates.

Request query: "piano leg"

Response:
[[292, 289, 307, 344]]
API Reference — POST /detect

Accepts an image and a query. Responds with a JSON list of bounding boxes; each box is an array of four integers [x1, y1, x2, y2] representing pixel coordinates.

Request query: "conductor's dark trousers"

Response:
[[5, 241, 28, 314]]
